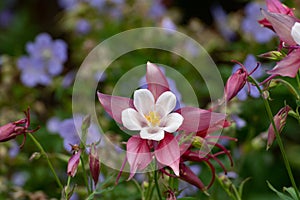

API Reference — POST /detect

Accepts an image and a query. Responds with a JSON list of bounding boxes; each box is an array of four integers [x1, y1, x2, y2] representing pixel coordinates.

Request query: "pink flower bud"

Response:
[[0, 108, 39, 148], [89, 144, 100, 185], [224, 68, 247, 102], [67, 148, 81, 177], [267, 105, 291, 150]]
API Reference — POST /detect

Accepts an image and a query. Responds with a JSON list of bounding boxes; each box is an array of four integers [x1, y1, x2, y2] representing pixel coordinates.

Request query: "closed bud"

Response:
[[89, 144, 100, 185], [258, 51, 284, 61], [67, 147, 81, 177], [224, 68, 247, 102], [267, 105, 291, 150]]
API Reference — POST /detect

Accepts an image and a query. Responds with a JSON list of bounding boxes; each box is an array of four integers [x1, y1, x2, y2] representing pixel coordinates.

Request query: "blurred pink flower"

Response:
[[0, 108, 39, 148], [267, 105, 291, 149]]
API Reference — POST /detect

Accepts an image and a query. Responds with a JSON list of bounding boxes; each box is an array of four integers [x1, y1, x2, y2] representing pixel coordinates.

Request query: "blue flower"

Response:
[[75, 19, 91, 35], [17, 33, 67, 87], [149, 0, 166, 20], [47, 115, 102, 151], [232, 54, 263, 101], [210, 4, 236, 41], [241, 2, 275, 43]]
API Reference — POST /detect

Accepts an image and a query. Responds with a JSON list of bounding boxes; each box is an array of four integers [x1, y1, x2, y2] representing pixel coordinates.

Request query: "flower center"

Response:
[[145, 111, 160, 127], [42, 49, 52, 60]]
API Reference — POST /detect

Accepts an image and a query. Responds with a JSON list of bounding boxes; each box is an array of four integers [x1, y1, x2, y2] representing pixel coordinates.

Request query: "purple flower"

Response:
[[47, 115, 102, 151], [232, 54, 263, 101], [211, 4, 236, 41], [62, 71, 76, 88], [58, 0, 81, 10], [242, 2, 275, 43], [149, 0, 166, 20], [231, 115, 246, 129], [161, 17, 176, 31], [11, 171, 29, 187], [17, 33, 67, 87], [75, 19, 91, 35], [0, 9, 13, 28]]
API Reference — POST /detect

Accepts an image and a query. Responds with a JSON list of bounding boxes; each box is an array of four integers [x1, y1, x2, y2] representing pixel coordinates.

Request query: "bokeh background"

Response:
[[0, 0, 300, 199]]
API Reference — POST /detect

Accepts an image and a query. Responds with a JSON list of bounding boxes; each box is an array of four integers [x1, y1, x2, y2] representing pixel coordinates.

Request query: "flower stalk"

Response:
[[28, 133, 63, 190], [249, 76, 300, 200]]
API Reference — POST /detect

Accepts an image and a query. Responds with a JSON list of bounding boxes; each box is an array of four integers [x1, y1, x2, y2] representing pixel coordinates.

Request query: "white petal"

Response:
[[291, 22, 300, 45], [161, 113, 184, 133], [140, 127, 165, 141], [155, 91, 177, 118], [133, 89, 155, 115], [121, 108, 146, 130]]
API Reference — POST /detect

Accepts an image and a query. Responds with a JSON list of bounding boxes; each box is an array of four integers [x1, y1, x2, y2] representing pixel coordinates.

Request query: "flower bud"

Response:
[[258, 51, 284, 61], [89, 144, 100, 185], [224, 68, 247, 102], [67, 148, 81, 177], [0, 108, 39, 148], [267, 105, 291, 150]]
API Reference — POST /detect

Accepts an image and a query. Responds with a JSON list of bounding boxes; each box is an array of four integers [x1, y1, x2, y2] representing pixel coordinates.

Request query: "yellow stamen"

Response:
[[145, 111, 160, 127]]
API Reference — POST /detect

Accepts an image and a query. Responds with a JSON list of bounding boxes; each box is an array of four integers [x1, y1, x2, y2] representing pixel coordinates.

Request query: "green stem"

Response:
[[154, 169, 163, 200], [65, 176, 71, 200], [273, 79, 300, 100], [28, 134, 63, 190], [80, 155, 91, 194], [249, 76, 300, 200], [296, 71, 300, 91]]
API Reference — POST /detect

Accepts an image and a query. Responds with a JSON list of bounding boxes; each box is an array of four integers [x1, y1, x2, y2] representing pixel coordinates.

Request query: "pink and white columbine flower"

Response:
[[259, 1, 300, 79], [98, 62, 229, 180], [122, 89, 183, 141]]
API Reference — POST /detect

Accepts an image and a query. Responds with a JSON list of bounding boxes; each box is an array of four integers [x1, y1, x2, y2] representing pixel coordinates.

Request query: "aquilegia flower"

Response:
[[231, 54, 263, 100], [17, 33, 67, 87], [98, 62, 231, 189], [267, 105, 291, 150], [259, 0, 300, 79], [0, 108, 39, 148]]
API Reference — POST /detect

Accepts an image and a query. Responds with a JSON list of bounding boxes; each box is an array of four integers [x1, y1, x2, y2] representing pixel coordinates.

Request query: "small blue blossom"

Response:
[[58, 0, 82, 10], [47, 115, 102, 151], [231, 114, 246, 129], [75, 19, 91, 35], [11, 171, 29, 187], [149, 0, 166, 20], [17, 33, 67, 87], [211, 4, 236, 41], [160, 17, 176, 33], [241, 2, 275, 43], [0, 9, 13, 28], [232, 54, 263, 101]]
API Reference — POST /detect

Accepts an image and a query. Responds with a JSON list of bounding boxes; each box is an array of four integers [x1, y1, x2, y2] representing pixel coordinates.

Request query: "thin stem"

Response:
[[154, 169, 163, 200], [272, 79, 300, 100], [65, 176, 71, 200], [28, 134, 63, 190], [249, 76, 300, 200], [297, 71, 300, 91], [80, 155, 91, 194]]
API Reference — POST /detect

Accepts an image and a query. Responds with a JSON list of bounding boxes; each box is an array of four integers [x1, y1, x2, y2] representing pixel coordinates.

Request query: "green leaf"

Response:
[[238, 177, 251, 197], [283, 187, 298, 200], [85, 186, 115, 200], [267, 181, 294, 200]]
